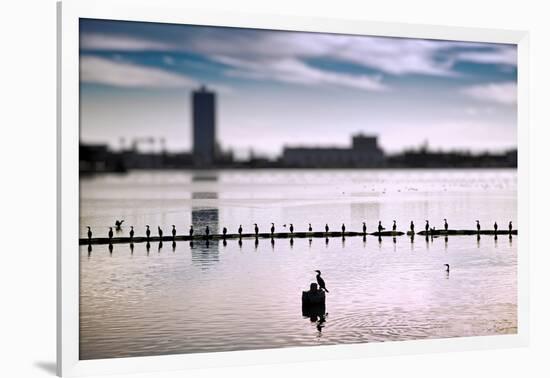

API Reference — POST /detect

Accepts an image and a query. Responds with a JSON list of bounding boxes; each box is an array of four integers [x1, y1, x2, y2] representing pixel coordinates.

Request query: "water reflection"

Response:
[[130, 242, 134, 254], [172, 241, 176, 252], [108, 243, 113, 254], [191, 172, 220, 268], [302, 304, 328, 335]]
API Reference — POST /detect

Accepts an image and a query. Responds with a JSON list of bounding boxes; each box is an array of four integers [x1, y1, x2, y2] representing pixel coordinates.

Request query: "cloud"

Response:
[[80, 56, 197, 88], [80, 33, 174, 51], [461, 82, 517, 105], [455, 47, 517, 66]]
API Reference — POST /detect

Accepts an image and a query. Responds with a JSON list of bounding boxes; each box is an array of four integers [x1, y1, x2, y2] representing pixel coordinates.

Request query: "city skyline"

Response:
[[79, 18, 518, 157]]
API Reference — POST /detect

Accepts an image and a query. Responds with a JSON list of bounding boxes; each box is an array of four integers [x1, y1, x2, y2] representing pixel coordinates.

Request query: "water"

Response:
[[79, 169, 517, 359]]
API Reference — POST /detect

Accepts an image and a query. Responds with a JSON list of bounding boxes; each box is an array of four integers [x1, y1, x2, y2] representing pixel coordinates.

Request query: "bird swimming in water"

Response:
[[108, 227, 113, 240], [289, 223, 294, 234], [223, 227, 227, 237], [362, 222, 366, 234], [189, 225, 194, 237], [238, 224, 242, 236], [315, 270, 329, 293], [444, 219, 448, 231], [378, 221, 384, 233], [444, 264, 450, 273], [494, 221, 498, 232], [509, 221, 513, 233], [476, 220, 480, 232], [129, 226, 134, 239], [308, 223, 313, 232], [271, 223, 275, 235], [392, 220, 397, 232], [325, 224, 329, 233], [205, 225, 210, 237], [341, 223, 346, 234], [410, 221, 415, 233], [425, 220, 430, 232], [146, 225, 151, 240], [158, 226, 163, 238], [254, 223, 259, 236], [115, 220, 124, 230], [87, 226, 92, 240]]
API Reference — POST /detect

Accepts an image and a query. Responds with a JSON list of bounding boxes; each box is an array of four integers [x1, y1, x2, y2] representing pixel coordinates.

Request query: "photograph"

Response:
[[78, 18, 518, 360]]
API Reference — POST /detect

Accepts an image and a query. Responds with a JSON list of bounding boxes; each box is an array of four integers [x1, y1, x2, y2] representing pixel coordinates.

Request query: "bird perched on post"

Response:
[[223, 227, 227, 237], [494, 222, 498, 233], [410, 221, 415, 233], [378, 221, 384, 233], [238, 225, 243, 236], [189, 225, 194, 237], [308, 223, 313, 232], [115, 220, 124, 230], [341, 223, 346, 234], [315, 270, 329, 293], [392, 220, 397, 232], [362, 222, 367, 234], [87, 226, 92, 240], [158, 226, 163, 239], [171, 225, 176, 239], [108, 227, 113, 240], [444, 264, 450, 273], [205, 226, 210, 238], [289, 223, 294, 234], [325, 224, 329, 233], [254, 223, 259, 236], [271, 223, 275, 235], [509, 221, 513, 233], [425, 220, 429, 233], [444, 219, 448, 232], [129, 226, 134, 240], [476, 220, 481, 233], [146, 225, 151, 240]]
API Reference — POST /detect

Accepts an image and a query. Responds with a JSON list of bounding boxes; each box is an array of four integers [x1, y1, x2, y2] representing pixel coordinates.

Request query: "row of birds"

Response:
[[86, 219, 514, 240]]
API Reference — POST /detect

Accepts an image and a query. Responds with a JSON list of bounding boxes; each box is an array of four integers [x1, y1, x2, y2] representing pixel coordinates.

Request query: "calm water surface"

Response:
[[79, 169, 517, 359]]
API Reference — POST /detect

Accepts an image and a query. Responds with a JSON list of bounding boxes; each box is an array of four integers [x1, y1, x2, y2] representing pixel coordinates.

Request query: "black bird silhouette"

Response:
[[158, 226, 163, 238], [444, 264, 450, 273], [238, 224, 243, 236], [289, 223, 294, 234], [410, 221, 415, 233], [308, 223, 313, 232], [378, 221, 385, 233], [223, 227, 227, 237], [254, 223, 259, 236], [189, 225, 194, 237], [87, 226, 92, 240], [172, 225, 176, 239], [145, 225, 151, 240], [392, 220, 397, 232], [444, 219, 448, 231], [129, 226, 134, 239], [115, 220, 124, 229], [425, 220, 430, 232], [205, 226, 210, 237], [271, 223, 275, 235], [325, 224, 329, 233], [362, 222, 366, 234], [108, 227, 113, 240], [509, 221, 513, 233], [341, 223, 346, 234], [494, 222, 498, 232], [315, 270, 329, 293], [476, 220, 481, 232]]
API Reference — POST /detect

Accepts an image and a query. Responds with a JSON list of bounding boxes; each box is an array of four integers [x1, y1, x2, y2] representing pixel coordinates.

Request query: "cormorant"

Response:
[[189, 225, 194, 237], [115, 220, 124, 229], [444, 264, 450, 273], [476, 220, 480, 232], [238, 224, 243, 236], [205, 225, 210, 237], [254, 223, 259, 236], [392, 220, 397, 232], [271, 223, 275, 235], [325, 224, 329, 233], [362, 222, 366, 234], [223, 227, 227, 237], [410, 221, 415, 233], [145, 225, 151, 240], [494, 221, 498, 232], [108, 227, 113, 240], [158, 226, 163, 238], [87, 226, 92, 240], [509, 221, 513, 233], [171, 225, 176, 239], [129, 226, 134, 240], [289, 223, 294, 234], [425, 220, 429, 233], [444, 219, 448, 232], [315, 270, 329, 293], [378, 221, 384, 233], [341, 223, 346, 234], [308, 223, 313, 232]]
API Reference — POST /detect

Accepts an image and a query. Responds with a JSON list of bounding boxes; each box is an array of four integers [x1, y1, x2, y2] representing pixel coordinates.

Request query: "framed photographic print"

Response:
[[57, 0, 529, 376]]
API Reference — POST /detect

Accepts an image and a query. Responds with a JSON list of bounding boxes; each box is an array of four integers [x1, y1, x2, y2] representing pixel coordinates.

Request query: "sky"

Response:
[[79, 18, 517, 157]]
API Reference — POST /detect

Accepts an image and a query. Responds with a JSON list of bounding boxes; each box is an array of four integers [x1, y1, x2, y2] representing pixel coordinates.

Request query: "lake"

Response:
[[79, 169, 517, 359]]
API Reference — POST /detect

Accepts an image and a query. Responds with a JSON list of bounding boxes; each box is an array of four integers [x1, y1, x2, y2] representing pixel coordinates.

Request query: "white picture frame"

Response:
[[57, 0, 530, 376]]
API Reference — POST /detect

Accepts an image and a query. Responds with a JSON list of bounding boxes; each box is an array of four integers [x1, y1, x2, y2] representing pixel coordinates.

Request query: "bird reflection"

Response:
[[255, 237, 259, 250], [393, 236, 396, 244], [108, 243, 113, 254], [130, 242, 134, 254], [509, 234, 513, 244], [378, 235, 382, 244], [206, 239, 210, 249], [477, 234, 481, 247], [410, 234, 415, 244], [87, 244, 92, 256], [302, 304, 327, 336], [309, 238, 312, 247], [238, 238, 243, 248], [146, 241, 151, 254], [223, 239, 227, 247], [362, 235, 366, 245], [494, 234, 498, 244], [158, 241, 163, 252], [172, 241, 176, 252], [325, 237, 329, 246], [189, 240, 194, 249], [271, 237, 275, 249], [290, 237, 294, 248]]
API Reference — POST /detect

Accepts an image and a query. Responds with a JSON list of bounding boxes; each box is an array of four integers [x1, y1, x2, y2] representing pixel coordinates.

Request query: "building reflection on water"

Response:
[[190, 172, 220, 268]]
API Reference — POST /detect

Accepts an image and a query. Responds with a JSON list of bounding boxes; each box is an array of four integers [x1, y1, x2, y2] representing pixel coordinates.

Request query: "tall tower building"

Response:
[[192, 86, 216, 166]]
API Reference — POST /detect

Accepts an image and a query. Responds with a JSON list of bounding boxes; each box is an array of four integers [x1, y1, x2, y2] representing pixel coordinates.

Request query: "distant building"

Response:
[[192, 86, 216, 167], [282, 134, 384, 168]]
